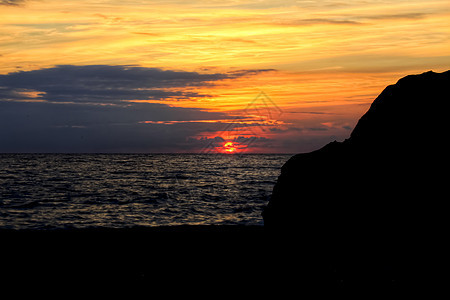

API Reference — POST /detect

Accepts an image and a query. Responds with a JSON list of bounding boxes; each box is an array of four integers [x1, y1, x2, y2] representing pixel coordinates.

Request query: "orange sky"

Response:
[[1, 0, 449, 153]]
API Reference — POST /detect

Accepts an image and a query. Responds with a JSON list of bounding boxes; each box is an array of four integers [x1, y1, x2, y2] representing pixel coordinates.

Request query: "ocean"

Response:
[[0, 154, 291, 229]]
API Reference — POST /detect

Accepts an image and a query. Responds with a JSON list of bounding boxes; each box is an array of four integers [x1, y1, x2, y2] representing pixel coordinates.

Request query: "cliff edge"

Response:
[[263, 70, 449, 242]]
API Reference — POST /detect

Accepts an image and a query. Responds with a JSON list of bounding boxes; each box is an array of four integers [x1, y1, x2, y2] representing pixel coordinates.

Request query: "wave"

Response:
[[0, 154, 290, 229]]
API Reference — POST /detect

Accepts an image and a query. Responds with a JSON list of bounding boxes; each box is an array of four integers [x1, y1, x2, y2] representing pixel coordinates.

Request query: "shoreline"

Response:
[[0, 224, 265, 233]]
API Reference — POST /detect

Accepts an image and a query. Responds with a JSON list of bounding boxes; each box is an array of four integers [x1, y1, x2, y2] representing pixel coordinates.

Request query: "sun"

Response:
[[223, 141, 237, 154]]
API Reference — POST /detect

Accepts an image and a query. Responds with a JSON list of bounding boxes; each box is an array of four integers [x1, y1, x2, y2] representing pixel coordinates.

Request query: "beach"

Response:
[[2, 225, 402, 294]]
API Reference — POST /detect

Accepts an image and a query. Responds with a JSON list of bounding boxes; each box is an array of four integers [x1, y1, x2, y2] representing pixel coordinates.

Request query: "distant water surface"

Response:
[[0, 154, 290, 229]]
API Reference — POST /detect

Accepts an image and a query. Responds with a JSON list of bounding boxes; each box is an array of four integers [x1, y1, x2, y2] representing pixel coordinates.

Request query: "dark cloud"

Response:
[[0, 65, 272, 103], [235, 136, 273, 148], [0, 0, 26, 5], [306, 127, 329, 131], [0, 100, 233, 153], [269, 127, 303, 133], [0, 64, 247, 152], [0, 107, 273, 153], [0, 64, 280, 152], [274, 12, 430, 27], [274, 18, 362, 26], [299, 18, 362, 25], [364, 13, 428, 20]]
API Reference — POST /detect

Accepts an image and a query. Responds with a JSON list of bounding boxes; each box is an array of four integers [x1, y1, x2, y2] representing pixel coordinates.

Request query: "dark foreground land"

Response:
[[1, 225, 411, 295]]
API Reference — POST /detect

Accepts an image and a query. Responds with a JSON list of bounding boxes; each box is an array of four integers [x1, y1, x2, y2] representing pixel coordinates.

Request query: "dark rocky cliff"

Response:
[[263, 70, 449, 243]]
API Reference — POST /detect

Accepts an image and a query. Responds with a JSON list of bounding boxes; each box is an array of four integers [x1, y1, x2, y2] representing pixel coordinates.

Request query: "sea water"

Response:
[[0, 154, 291, 229]]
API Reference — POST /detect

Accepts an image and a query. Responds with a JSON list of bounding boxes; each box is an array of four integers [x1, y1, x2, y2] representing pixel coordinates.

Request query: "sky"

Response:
[[1, 0, 449, 153]]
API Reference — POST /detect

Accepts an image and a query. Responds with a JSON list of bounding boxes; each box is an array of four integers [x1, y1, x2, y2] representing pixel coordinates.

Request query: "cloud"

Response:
[[306, 127, 328, 131], [0, 100, 234, 152], [303, 18, 361, 25], [364, 13, 429, 20], [0, 0, 26, 5], [284, 18, 362, 26], [0, 64, 278, 152], [0, 65, 272, 103], [273, 12, 430, 27]]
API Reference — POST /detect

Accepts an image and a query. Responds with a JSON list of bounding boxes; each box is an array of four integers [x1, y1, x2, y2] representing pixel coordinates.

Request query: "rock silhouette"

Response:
[[264, 70, 448, 235], [262, 70, 449, 287]]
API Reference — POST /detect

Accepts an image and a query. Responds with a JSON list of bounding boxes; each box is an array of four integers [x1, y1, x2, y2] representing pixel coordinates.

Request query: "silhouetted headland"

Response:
[[263, 70, 449, 236], [263, 70, 449, 289]]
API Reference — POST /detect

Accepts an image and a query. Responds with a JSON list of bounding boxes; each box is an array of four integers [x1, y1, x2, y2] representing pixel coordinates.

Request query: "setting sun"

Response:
[[223, 142, 237, 154]]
